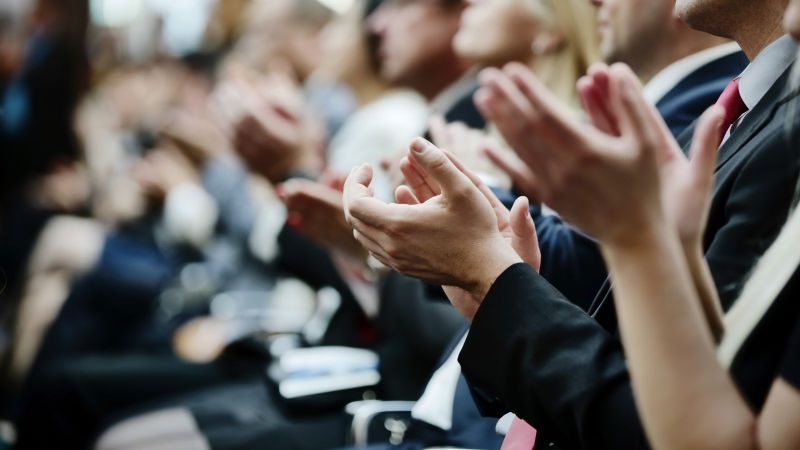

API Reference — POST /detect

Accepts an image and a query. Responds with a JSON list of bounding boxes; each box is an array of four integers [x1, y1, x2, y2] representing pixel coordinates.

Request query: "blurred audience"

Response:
[[2, 0, 800, 449]]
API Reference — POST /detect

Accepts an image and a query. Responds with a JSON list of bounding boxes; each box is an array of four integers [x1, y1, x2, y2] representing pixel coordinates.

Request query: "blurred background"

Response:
[[0, 0, 596, 448]]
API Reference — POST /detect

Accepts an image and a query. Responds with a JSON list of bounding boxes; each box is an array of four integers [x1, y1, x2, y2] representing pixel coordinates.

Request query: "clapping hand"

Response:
[[214, 72, 323, 184], [343, 138, 539, 320], [476, 62, 724, 250], [428, 116, 513, 190], [278, 175, 368, 262]]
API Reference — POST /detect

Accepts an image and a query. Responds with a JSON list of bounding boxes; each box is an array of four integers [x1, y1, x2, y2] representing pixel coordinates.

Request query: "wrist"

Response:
[[603, 207, 668, 250], [466, 241, 523, 301], [602, 220, 680, 266]]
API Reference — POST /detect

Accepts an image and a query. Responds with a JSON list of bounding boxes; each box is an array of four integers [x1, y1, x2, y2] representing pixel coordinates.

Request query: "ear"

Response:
[[531, 30, 566, 56]]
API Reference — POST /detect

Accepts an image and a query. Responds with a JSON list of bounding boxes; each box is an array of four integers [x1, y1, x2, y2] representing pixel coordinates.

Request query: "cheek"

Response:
[[786, 1, 800, 40]]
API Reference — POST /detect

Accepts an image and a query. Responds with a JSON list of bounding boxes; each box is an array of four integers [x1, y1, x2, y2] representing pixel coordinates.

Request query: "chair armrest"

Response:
[[345, 400, 416, 447]]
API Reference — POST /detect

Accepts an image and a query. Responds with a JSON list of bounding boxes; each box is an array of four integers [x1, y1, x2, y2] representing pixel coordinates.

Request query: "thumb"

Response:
[[343, 164, 374, 223], [689, 105, 725, 190], [408, 137, 473, 198], [509, 196, 541, 272]]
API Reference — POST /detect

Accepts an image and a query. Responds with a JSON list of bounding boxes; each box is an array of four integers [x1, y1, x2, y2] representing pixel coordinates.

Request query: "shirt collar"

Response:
[[644, 42, 743, 104], [429, 70, 479, 115], [738, 34, 798, 111]]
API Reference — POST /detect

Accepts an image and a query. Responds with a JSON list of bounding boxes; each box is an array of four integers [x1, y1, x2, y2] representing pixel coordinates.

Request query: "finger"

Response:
[[608, 64, 656, 148], [509, 196, 541, 271], [578, 76, 617, 135], [400, 155, 439, 202], [395, 185, 420, 205], [504, 62, 572, 128], [480, 67, 537, 124], [407, 138, 474, 199], [343, 164, 374, 223], [440, 147, 502, 209], [483, 145, 543, 201], [350, 196, 412, 231], [352, 229, 391, 262], [615, 64, 684, 162], [349, 215, 400, 263], [505, 62, 590, 154], [428, 115, 450, 149], [689, 105, 725, 188], [588, 63, 611, 100]]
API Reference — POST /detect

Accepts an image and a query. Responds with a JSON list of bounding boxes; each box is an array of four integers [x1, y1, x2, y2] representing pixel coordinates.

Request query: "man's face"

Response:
[[592, 0, 673, 65], [368, 0, 462, 84]]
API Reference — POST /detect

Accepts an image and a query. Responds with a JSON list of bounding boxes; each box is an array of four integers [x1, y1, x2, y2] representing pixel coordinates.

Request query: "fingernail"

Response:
[[411, 138, 431, 154]]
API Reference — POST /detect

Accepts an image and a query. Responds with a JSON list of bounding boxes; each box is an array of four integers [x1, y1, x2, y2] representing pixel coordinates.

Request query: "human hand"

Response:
[[477, 62, 723, 249], [278, 178, 368, 262], [396, 143, 540, 271], [396, 142, 540, 318], [343, 138, 525, 318], [428, 116, 512, 189], [214, 74, 323, 184], [577, 64, 724, 250]]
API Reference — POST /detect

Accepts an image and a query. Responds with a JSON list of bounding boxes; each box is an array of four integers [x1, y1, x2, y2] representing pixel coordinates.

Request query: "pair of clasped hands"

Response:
[[341, 62, 727, 321]]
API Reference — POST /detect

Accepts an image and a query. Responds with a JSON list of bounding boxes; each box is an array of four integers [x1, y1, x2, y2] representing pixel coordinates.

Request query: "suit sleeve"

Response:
[[532, 209, 608, 312], [458, 263, 649, 450]]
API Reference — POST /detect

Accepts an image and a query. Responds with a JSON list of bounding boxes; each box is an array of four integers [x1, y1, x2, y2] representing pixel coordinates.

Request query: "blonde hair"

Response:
[[527, 0, 600, 110]]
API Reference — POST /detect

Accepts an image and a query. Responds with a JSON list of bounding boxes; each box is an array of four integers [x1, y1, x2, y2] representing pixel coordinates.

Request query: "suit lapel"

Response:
[[715, 68, 796, 170]]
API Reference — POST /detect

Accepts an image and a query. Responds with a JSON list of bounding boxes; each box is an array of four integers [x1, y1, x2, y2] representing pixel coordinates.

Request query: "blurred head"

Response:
[[590, 0, 675, 66], [454, 0, 541, 66], [242, 0, 333, 80], [786, 0, 800, 40], [368, 0, 467, 98], [317, 0, 382, 83]]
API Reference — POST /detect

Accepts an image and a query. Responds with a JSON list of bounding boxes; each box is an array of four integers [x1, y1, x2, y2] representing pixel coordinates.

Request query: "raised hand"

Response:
[[214, 75, 323, 184], [428, 115, 512, 189], [343, 138, 524, 318], [397, 144, 540, 271], [477, 62, 724, 249], [278, 178, 368, 261]]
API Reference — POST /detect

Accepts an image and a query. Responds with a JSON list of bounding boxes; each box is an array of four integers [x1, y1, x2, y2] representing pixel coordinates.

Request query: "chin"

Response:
[[674, 0, 728, 36]]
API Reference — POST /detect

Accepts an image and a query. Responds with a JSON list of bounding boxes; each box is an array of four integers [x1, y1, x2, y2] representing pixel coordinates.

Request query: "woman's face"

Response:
[[785, 0, 800, 41], [453, 0, 542, 67]]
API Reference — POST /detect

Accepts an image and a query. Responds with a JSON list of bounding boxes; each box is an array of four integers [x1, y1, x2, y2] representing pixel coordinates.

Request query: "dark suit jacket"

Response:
[[530, 51, 749, 312], [656, 51, 750, 137], [458, 66, 800, 449]]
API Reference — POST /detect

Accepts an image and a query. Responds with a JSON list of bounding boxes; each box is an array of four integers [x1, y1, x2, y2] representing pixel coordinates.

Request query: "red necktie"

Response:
[[714, 78, 748, 140], [501, 417, 537, 450]]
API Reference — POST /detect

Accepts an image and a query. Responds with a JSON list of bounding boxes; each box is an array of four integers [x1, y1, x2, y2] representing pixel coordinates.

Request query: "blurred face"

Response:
[[454, 0, 541, 66], [786, 0, 800, 39], [368, 0, 463, 84], [591, 0, 673, 65], [318, 6, 370, 80]]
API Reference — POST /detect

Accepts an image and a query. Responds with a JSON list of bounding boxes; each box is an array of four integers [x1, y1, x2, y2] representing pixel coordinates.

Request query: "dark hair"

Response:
[[364, 0, 384, 73], [0, 0, 90, 198]]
